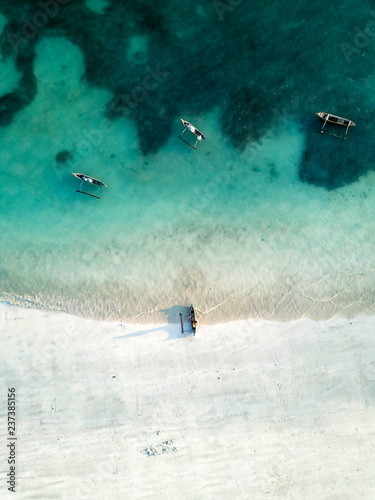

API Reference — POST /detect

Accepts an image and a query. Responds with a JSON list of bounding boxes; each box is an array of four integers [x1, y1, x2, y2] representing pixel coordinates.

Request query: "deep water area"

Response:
[[1, 0, 375, 185], [1, 0, 375, 322]]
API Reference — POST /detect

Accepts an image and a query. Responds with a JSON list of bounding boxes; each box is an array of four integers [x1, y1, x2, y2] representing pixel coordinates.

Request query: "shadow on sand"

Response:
[[114, 305, 195, 341]]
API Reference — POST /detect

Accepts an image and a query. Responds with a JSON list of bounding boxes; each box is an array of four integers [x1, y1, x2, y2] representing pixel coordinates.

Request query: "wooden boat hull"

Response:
[[72, 172, 107, 187], [316, 112, 356, 127], [180, 119, 206, 140], [190, 304, 196, 336]]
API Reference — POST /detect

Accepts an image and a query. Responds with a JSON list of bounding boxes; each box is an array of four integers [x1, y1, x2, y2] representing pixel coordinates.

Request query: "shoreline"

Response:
[[2, 281, 375, 324], [1, 299, 366, 328]]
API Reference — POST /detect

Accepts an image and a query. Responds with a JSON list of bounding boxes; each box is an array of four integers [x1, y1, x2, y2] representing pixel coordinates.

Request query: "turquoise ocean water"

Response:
[[1, 1, 375, 322]]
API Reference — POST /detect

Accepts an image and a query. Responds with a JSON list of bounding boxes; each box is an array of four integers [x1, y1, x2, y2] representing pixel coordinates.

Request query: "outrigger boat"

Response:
[[178, 119, 206, 150], [72, 173, 107, 199], [190, 304, 198, 336], [316, 112, 356, 139]]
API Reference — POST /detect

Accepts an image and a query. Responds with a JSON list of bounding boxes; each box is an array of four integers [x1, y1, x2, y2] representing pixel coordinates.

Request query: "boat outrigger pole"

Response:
[[320, 116, 351, 139], [344, 121, 351, 139], [72, 173, 107, 199], [320, 114, 329, 133], [77, 179, 103, 199], [178, 119, 206, 150], [316, 112, 356, 140]]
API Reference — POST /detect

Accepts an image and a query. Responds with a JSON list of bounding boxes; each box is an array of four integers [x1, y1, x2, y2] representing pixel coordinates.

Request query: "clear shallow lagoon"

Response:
[[1, 1, 375, 322]]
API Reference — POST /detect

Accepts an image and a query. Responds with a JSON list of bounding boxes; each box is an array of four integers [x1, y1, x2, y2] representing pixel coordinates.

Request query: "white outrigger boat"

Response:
[[316, 112, 356, 139], [178, 119, 206, 150], [72, 173, 107, 199]]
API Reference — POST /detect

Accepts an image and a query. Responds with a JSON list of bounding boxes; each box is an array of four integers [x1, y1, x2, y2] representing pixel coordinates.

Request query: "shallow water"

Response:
[[1, 1, 375, 322]]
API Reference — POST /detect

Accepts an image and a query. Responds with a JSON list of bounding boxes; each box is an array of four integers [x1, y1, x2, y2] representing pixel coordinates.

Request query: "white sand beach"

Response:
[[1, 302, 374, 499]]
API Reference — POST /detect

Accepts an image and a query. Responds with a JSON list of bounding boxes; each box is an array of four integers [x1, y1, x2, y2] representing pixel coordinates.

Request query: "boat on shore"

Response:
[[190, 304, 198, 336], [316, 112, 356, 139], [72, 173, 107, 199]]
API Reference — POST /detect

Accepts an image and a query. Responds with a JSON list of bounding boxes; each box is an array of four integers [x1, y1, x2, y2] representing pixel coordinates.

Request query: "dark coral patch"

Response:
[[0, 6, 38, 126], [0, 60, 36, 126], [0, 92, 23, 126], [55, 150, 72, 164], [220, 86, 277, 150], [299, 114, 373, 189], [0, 0, 374, 188]]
